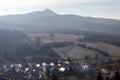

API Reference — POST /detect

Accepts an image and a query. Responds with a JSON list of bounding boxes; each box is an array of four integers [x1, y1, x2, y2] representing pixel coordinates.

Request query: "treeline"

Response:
[[68, 30, 120, 46], [82, 32, 120, 46], [45, 41, 74, 48]]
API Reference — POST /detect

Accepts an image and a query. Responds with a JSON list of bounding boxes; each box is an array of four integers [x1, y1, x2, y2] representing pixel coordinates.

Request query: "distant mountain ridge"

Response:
[[0, 9, 120, 34]]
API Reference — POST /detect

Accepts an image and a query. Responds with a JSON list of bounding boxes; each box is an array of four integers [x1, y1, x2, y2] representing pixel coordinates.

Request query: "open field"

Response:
[[28, 33, 82, 43], [80, 42, 120, 59], [28, 33, 120, 60], [53, 45, 103, 59]]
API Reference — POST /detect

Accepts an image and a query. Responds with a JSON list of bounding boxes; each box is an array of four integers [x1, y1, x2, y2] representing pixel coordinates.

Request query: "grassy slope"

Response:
[[53, 45, 104, 59], [80, 42, 120, 59]]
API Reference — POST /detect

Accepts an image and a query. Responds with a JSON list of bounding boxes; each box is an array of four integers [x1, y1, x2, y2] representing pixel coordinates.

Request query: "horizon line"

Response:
[[0, 9, 119, 20]]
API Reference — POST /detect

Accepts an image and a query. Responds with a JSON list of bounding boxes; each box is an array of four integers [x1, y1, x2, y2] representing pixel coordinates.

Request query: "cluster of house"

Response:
[[0, 59, 92, 80]]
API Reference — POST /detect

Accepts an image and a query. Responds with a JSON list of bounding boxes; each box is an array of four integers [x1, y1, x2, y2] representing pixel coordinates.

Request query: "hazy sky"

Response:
[[0, 0, 120, 19]]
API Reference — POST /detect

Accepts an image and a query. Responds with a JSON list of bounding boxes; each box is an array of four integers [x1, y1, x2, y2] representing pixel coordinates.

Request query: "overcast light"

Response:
[[0, 0, 120, 19]]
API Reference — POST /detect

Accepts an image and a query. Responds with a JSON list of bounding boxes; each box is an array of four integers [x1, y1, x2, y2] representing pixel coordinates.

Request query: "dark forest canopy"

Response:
[[0, 29, 28, 59], [0, 29, 61, 63]]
